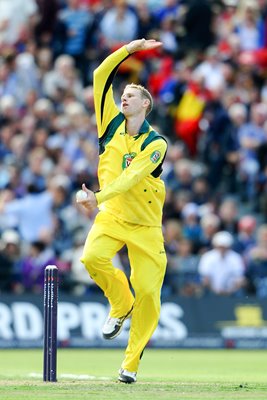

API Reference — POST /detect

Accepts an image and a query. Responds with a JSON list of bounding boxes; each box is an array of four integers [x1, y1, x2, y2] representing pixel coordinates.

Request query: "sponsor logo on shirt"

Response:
[[150, 150, 161, 163], [122, 152, 137, 169]]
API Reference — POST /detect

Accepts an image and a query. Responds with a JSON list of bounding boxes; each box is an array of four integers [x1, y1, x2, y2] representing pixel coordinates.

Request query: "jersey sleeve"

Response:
[[93, 46, 130, 138], [95, 139, 167, 204]]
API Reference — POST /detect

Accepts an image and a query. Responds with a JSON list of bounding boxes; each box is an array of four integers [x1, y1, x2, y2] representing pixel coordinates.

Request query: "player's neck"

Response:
[[126, 115, 145, 136]]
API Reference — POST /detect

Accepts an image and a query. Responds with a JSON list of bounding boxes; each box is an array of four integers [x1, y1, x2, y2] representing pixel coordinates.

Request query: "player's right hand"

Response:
[[76, 183, 98, 211], [125, 39, 162, 54]]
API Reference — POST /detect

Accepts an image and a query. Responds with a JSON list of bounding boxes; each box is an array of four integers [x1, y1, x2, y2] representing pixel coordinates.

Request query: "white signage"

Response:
[[0, 301, 187, 344]]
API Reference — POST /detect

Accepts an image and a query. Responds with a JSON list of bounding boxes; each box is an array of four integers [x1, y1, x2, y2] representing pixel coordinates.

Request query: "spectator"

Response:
[[198, 212, 221, 253], [245, 224, 267, 297], [42, 54, 83, 102], [164, 218, 182, 256], [182, 0, 214, 54], [181, 202, 201, 245], [34, 0, 59, 48], [191, 176, 211, 205], [233, 214, 257, 257], [0, 229, 22, 293], [0, 0, 38, 48], [226, 102, 247, 194], [166, 237, 200, 296], [234, 1, 264, 51], [21, 240, 57, 293], [166, 158, 194, 192], [135, 1, 157, 39], [21, 147, 48, 193], [218, 197, 239, 235], [158, 15, 179, 56], [193, 46, 226, 92], [199, 84, 239, 191], [198, 231, 245, 296], [153, 0, 182, 25], [32, 98, 55, 132], [99, 0, 138, 49], [0, 176, 68, 243], [238, 103, 267, 203], [57, 0, 94, 84]]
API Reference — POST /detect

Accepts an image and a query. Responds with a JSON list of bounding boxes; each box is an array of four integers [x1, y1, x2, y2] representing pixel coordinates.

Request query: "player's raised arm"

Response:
[[93, 39, 162, 138], [93, 46, 129, 137]]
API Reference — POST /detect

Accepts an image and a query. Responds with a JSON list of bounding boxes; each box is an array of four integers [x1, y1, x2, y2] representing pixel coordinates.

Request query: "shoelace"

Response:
[[107, 317, 123, 326]]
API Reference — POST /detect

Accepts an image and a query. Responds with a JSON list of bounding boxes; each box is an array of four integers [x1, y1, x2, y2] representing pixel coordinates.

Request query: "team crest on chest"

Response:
[[122, 152, 137, 169], [150, 150, 161, 163]]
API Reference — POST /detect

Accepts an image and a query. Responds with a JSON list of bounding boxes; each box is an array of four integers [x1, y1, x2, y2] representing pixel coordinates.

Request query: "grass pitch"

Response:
[[0, 348, 266, 399]]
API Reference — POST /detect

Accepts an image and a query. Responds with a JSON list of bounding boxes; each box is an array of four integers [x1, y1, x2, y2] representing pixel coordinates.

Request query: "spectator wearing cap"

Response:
[[198, 231, 245, 296]]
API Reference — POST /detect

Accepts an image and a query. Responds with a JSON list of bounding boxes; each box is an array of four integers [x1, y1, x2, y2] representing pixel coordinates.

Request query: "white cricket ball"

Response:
[[76, 189, 88, 201]]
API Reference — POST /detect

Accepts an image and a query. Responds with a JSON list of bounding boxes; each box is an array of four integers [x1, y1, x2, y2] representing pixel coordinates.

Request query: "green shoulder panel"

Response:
[[141, 130, 167, 151], [99, 112, 125, 155]]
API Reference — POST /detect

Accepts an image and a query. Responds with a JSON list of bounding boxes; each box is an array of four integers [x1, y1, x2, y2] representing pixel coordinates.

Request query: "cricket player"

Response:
[[78, 38, 167, 383]]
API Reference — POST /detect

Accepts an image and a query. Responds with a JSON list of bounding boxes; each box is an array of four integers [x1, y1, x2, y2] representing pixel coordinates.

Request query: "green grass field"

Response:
[[0, 348, 266, 400]]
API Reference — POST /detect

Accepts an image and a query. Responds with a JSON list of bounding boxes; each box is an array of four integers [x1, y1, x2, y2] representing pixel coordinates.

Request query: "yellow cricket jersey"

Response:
[[93, 46, 168, 227]]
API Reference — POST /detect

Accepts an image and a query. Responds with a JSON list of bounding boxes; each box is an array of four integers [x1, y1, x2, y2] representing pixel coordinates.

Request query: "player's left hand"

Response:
[[77, 183, 98, 211]]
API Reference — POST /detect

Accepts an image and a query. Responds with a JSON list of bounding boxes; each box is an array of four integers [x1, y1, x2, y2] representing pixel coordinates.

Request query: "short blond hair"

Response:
[[125, 83, 153, 116]]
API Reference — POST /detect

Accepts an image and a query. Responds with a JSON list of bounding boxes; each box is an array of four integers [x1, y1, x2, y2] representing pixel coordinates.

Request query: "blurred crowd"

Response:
[[1, 0, 267, 298]]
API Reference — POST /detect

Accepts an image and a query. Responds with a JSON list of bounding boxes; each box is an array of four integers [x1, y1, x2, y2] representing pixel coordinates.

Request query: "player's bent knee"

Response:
[[80, 249, 102, 272]]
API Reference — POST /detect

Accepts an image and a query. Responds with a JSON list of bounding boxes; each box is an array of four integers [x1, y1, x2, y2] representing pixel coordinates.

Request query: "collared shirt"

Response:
[[93, 46, 167, 226]]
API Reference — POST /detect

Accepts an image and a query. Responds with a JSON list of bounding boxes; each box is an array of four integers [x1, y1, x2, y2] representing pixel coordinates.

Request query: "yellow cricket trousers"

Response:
[[80, 211, 167, 372]]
